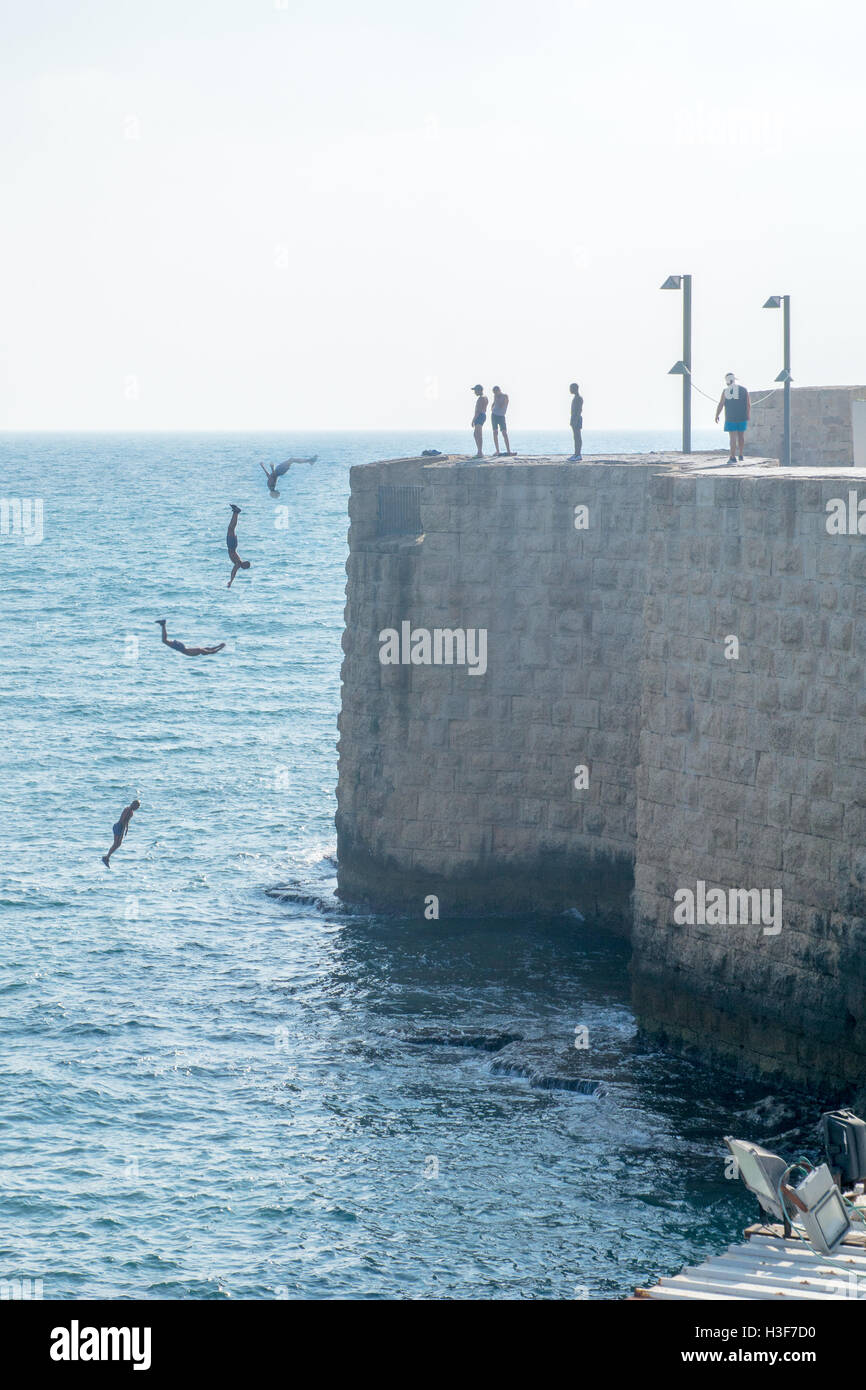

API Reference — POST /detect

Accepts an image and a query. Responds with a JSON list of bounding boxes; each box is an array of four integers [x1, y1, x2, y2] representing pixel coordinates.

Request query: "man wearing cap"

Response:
[[470, 384, 488, 459], [715, 372, 750, 463]]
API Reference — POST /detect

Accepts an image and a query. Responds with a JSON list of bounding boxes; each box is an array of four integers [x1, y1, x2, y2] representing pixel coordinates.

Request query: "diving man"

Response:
[[155, 619, 225, 656], [102, 800, 140, 868], [226, 505, 251, 587], [260, 455, 318, 497]]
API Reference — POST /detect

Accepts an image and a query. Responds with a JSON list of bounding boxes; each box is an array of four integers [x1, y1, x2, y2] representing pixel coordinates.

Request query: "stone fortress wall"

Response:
[[337, 454, 656, 933], [633, 465, 866, 1090], [337, 405, 866, 1093], [747, 385, 866, 467]]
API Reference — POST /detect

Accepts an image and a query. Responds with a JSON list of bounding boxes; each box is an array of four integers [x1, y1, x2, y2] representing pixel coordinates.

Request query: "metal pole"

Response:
[[682, 274, 692, 453], [782, 295, 791, 467]]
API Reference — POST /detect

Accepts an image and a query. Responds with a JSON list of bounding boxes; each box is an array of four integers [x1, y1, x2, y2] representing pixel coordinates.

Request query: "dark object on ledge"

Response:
[[820, 1109, 866, 1185]]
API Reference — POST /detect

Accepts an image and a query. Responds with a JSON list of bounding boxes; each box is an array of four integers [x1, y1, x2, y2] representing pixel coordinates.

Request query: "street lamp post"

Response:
[[661, 274, 692, 454], [763, 294, 792, 467]]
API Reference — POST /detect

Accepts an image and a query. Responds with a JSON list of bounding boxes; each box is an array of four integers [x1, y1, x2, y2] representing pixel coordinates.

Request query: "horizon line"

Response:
[[0, 424, 715, 436]]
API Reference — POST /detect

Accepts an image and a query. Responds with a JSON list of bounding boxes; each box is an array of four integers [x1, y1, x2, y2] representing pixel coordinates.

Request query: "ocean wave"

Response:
[[487, 1060, 606, 1096], [264, 885, 341, 915]]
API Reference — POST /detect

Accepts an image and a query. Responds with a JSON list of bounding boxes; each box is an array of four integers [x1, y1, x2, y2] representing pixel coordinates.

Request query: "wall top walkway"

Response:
[[356, 452, 781, 475]]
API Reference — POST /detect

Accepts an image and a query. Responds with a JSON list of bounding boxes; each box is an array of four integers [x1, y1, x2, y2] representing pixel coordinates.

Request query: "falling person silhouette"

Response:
[[102, 800, 140, 868], [226, 505, 251, 587], [154, 619, 225, 656], [260, 455, 318, 497]]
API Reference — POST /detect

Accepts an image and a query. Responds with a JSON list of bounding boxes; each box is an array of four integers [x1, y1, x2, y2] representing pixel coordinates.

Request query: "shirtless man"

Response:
[[569, 383, 584, 461], [102, 800, 140, 868], [470, 385, 488, 459], [226, 504, 251, 587], [154, 619, 225, 656], [491, 386, 512, 456], [260, 455, 318, 498]]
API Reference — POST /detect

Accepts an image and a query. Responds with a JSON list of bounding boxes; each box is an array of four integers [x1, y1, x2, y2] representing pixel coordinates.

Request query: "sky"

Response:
[[1, 0, 865, 430]]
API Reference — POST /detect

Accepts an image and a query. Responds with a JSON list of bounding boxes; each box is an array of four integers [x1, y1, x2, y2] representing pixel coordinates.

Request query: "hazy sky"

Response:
[[2, 0, 864, 430]]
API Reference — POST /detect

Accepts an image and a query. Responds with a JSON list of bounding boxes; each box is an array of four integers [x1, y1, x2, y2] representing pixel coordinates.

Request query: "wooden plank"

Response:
[[680, 1261, 859, 1295], [656, 1274, 848, 1300], [745, 1222, 866, 1247], [749, 1233, 866, 1253], [746, 1238, 866, 1267], [680, 1259, 849, 1287], [711, 1257, 866, 1286], [718, 1243, 866, 1268], [636, 1214, 866, 1299], [644, 1286, 740, 1301]]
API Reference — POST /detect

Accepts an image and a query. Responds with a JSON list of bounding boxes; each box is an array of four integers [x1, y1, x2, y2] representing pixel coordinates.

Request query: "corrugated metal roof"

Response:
[[637, 1231, 866, 1300]]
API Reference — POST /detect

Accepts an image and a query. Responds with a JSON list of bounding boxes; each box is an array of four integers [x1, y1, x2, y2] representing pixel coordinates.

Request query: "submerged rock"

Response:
[[398, 1028, 524, 1053], [265, 882, 340, 913], [396, 1027, 614, 1095], [488, 1036, 608, 1096], [732, 1094, 809, 1139], [488, 1057, 604, 1096]]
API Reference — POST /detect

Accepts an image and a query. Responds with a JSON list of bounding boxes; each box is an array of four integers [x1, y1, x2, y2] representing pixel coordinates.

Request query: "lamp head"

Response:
[[763, 295, 783, 309], [668, 360, 688, 376], [724, 1137, 788, 1223], [660, 275, 683, 290]]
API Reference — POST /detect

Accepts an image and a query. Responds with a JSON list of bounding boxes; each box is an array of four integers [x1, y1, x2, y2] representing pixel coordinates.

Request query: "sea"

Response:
[[0, 427, 798, 1300]]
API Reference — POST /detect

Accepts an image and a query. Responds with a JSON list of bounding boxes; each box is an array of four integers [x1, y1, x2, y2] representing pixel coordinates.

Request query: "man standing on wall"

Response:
[[715, 372, 750, 463], [491, 386, 512, 456], [569, 382, 583, 461], [470, 384, 488, 459]]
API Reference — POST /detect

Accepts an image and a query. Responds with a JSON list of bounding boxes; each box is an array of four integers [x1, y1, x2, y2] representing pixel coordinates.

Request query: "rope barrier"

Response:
[[677, 366, 781, 409]]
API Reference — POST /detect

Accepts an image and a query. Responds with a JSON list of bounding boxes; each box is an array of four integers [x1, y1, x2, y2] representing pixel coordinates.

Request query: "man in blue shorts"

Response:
[[715, 372, 750, 463], [102, 800, 140, 868], [470, 384, 488, 459]]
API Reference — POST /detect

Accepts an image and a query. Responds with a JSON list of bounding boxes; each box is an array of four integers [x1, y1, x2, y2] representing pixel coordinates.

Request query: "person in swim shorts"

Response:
[[155, 619, 225, 656], [226, 504, 251, 587], [715, 372, 750, 463], [260, 455, 318, 498], [491, 386, 512, 456], [102, 800, 140, 868], [470, 384, 488, 459]]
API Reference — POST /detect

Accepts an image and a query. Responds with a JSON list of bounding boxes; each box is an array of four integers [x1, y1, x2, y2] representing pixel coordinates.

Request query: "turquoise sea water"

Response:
[[1, 427, 781, 1300]]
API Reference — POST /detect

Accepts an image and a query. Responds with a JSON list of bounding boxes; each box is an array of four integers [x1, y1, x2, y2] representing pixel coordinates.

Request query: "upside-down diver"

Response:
[[260, 455, 318, 497], [226, 504, 251, 587]]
